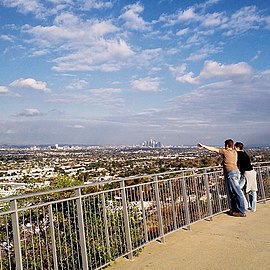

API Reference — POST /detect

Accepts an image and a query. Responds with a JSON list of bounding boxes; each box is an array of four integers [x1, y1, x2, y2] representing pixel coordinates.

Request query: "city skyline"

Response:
[[1, 0, 270, 146]]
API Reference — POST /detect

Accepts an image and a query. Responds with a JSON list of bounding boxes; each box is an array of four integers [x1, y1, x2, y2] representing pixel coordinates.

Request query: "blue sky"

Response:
[[0, 0, 270, 146]]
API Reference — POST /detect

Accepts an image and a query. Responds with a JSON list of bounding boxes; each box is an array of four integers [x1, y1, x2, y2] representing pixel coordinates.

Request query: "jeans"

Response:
[[248, 190, 257, 212], [239, 175, 246, 189], [225, 170, 246, 214], [239, 174, 257, 212], [239, 175, 249, 210]]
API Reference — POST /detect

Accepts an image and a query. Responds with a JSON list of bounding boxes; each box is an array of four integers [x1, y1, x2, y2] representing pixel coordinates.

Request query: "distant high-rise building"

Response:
[[50, 144, 59, 150], [141, 139, 162, 148]]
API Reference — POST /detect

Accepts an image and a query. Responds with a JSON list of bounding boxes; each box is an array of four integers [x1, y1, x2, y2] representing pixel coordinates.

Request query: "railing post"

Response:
[[101, 193, 111, 259], [76, 188, 89, 270], [169, 179, 178, 230], [120, 180, 133, 260], [266, 165, 270, 197], [257, 165, 266, 203], [10, 199, 23, 270], [203, 169, 213, 221], [214, 173, 223, 213], [181, 174, 191, 230], [154, 176, 165, 243], [194, 177, 202, 220], [49, 204, 58, 270], [139, 185, 149, 243]]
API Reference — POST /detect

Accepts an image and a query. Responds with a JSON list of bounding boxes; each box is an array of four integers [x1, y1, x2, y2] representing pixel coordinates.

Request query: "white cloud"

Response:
[[175, 61, 253, 85], [176, 28, 189, 36], [160, 3, 268, 44], [86, 88, 125, 109], [0, 34, 15, 42], [169, 63, 187, 76], [202, 12, 228, 27], [82, 0, 113, 10], [199, 61, 253, 79], [0, 86, 9, 93], [177, 8, 200, 22], [16, 108, 42, 117], [251, 50, 261, 61], [99, 63, 121, 72], [30, 49, 49, 56], [195, 0, 221, 9], [2, 0, 113, 19], [222, 6, 263, 36], [120, 3, 150, 31], [89, 88, 122, 95], [168, 70, 270, 125], [5, 129, 16, 134], [67, 80, 88, 90], [10, 78, 49, 91], [47, 87, 125, 111], [24, 15, 119, 44], [52, 38, 134, 71], [186, 45, 221, 61], [176, 72, 197, 84], [131, 77, 161, 92], [2, 0, 42, 15], [67, 124, 85, 129], [22, 13, 140, 72], [134, 48, 162, 67], [53, 12, 80, 27]]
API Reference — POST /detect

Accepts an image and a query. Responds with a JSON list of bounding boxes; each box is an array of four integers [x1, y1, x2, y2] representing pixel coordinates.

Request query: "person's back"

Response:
[[236, 150, 253, 174], [235, 142, 257, 212], [219, 148, 238, 173]]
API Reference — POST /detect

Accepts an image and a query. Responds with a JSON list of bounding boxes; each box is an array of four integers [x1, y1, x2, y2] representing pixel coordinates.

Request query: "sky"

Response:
[[0, 0, 270, 146]]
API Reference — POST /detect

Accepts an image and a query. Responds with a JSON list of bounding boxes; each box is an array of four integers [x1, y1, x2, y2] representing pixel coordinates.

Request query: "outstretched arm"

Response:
[[197, 143, 220, 153]]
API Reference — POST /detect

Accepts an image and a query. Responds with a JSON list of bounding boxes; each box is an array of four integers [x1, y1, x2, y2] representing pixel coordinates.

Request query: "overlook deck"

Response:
[[109, 202, 270, 270], [1, 164, 269, 269]]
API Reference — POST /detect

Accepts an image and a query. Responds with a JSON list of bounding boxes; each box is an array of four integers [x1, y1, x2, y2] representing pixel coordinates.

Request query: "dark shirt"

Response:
[[236, 151, 253, 174]]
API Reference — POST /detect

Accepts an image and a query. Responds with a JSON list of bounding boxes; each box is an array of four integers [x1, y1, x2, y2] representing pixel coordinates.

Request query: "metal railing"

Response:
[[0, 163, 269, 270]]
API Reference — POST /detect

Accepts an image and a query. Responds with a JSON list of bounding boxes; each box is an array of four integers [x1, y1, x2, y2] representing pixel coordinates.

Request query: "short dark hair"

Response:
[[224, 139, 234, 148], [235, 142, 244, 150]]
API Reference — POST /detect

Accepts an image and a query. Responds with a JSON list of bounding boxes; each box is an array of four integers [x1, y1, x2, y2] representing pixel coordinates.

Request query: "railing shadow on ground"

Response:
[[0, 162, 269, 270]]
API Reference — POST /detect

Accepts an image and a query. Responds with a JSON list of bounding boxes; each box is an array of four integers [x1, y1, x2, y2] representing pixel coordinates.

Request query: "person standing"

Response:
[[197, 139, 246, 217], [234, 142, 257, 212]]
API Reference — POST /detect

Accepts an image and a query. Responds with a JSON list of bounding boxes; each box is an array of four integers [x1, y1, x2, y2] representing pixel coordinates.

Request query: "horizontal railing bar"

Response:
[[0, 166, 227, 203], [1, 163, 268, 204]]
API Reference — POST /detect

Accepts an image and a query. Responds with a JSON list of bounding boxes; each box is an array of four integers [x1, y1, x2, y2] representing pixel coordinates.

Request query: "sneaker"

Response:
[[232, 212, 246, 217]]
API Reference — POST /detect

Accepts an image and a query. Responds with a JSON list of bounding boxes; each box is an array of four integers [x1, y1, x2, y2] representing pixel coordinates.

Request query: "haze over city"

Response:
[[1, 0, 270, 146]]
